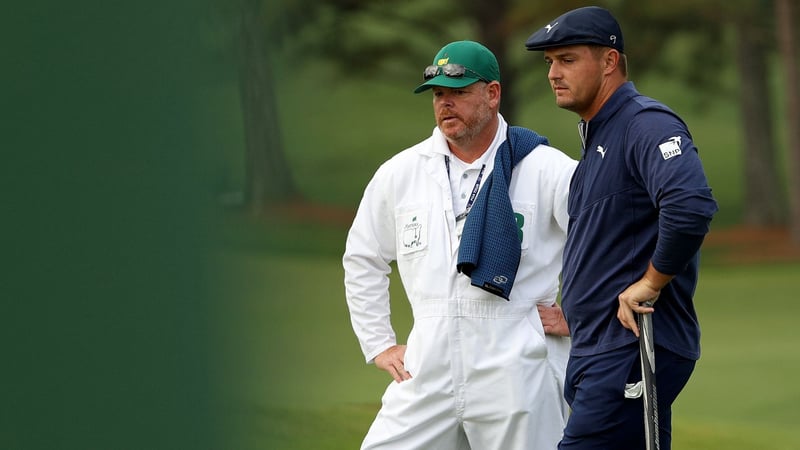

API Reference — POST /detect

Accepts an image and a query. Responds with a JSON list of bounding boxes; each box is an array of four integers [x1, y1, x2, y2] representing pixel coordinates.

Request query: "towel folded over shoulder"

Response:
[[456, 127, 548, 300]]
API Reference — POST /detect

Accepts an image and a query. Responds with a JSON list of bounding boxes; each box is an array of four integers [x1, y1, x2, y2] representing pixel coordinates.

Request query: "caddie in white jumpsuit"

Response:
[[343, 41, 577, 450]]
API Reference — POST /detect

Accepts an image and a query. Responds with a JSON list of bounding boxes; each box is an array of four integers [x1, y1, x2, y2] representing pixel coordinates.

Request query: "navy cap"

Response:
[[525, 6, 624, 53]]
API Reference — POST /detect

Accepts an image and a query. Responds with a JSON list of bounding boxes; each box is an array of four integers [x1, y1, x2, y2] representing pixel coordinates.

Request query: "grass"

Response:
[[670, 264, 800, 449], [208, 213, 800, 449]]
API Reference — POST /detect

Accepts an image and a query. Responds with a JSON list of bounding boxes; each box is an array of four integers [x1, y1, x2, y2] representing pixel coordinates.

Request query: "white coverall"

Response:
[[343, 116, 577, 450]]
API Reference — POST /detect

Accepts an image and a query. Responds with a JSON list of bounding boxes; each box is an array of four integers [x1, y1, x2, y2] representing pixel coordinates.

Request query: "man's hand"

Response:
[[617, 261, 674, 336], [374, 345, 412, 383], [617, 280, 659, 337], [537, 304, 570, 336]]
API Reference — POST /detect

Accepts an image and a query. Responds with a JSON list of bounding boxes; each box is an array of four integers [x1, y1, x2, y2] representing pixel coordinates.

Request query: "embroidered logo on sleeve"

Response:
[[659, 136, 682, 160]]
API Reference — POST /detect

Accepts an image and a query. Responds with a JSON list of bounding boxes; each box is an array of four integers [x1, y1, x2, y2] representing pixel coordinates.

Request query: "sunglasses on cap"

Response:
[[423, 63, 489, 82]]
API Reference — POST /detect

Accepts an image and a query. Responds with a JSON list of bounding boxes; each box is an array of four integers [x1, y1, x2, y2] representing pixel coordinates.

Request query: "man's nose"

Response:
[[548, 64, 560, 81], [436, 94, 454, 107]]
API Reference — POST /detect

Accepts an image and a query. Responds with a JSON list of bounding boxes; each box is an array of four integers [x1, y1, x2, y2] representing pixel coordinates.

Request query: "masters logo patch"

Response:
[[402, 216, 423, 249]]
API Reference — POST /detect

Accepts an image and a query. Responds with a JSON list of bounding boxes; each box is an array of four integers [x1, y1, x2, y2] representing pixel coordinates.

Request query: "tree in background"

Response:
[[735, 16, 785, 226], [238, 0, 297, 214], [728, 0, 786, 226], [775, 0, 800, 243]]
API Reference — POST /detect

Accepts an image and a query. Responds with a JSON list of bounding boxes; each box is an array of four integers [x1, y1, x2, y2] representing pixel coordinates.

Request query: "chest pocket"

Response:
[[396, 206, 430, 259]]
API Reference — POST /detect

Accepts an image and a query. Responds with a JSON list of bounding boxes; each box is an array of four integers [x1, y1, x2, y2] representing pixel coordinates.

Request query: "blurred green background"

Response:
[[4, 0, 799, 449], [4, 1, 224, 449]]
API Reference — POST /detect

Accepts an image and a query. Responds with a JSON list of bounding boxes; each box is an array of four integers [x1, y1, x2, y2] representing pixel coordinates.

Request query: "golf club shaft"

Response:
[[639, 302, 659, 450]]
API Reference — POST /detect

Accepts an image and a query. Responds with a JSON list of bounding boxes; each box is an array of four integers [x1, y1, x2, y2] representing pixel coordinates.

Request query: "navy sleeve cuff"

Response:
[[652, 228, 706, 275]]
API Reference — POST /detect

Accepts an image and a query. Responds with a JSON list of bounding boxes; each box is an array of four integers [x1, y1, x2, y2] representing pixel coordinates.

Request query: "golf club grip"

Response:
[[639, 303, 659, 450]]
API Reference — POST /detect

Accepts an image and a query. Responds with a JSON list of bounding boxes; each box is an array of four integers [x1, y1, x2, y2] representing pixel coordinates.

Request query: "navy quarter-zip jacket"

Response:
[[562, 81, 719, 360]]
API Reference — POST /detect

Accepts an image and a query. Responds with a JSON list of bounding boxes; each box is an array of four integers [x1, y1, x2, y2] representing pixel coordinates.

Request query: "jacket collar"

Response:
[[579, 81, 638, 151], [593, 81, 637, 123]]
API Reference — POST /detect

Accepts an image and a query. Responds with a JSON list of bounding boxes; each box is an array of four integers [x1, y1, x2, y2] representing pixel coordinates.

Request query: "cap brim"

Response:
[[413, 75, 481, 94], [525, 38, 612, 51]]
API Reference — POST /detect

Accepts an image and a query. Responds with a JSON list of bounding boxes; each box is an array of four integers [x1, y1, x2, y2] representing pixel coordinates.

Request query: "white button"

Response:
[[461, 193, 467, 199], [462, 173, 469, 179]]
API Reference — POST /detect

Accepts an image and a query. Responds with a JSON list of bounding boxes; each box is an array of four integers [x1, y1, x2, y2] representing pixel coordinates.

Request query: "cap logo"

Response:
[[610, 35, 617, 45], [545, 22, 558, 33], [437, 57, 449, 66]]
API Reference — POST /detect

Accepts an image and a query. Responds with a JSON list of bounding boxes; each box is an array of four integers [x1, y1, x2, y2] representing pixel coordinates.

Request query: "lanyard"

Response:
[[445, 155, 486, 222]]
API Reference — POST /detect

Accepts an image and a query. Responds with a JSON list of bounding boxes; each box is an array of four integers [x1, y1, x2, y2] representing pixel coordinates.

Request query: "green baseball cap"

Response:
[[414, 40, 501, 94]]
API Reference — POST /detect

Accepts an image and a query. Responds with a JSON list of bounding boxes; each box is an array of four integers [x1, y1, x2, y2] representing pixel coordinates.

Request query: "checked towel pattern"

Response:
[[456, 126, 548, 300]]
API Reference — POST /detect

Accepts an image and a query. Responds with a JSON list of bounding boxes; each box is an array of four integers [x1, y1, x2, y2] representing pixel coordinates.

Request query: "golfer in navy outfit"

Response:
[[525, 6, 718, 449]]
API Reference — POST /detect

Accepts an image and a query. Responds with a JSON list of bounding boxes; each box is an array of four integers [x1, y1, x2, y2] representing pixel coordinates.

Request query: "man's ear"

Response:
[[488, 81, 502, 104], [604, 49, 620, 74]]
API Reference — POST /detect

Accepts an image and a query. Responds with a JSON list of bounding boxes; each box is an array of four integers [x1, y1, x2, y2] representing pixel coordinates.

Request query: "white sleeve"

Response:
[[550, 149, 577, 234], [342, 165, 398, 363]]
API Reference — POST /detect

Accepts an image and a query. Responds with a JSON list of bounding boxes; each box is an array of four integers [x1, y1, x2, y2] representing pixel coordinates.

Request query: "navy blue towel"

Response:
[[456, 127, 548, 300]]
